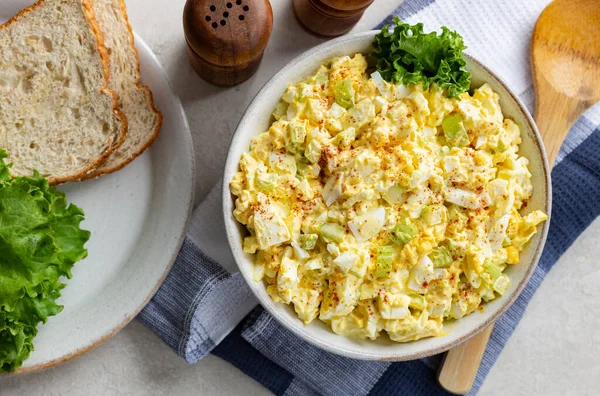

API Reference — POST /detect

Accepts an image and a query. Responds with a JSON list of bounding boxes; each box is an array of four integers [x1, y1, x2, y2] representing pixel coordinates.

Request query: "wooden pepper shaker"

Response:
[[183, 0, 273, 86], [293, 0, 375, 37]]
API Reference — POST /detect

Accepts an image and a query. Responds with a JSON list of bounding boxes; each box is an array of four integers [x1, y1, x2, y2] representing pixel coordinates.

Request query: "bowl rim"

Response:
[[222, 30, 552, 361]]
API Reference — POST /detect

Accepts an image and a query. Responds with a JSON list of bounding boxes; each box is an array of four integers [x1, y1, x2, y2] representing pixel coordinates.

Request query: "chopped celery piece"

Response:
[[448, 206, 468, 230], [502, 236, 511, 247], [318, 223, 345, 243], [335, 80, 355, 109], [296, 160, 320, 179], [256, 172, 277, 192], [493, 273, 510, 295], [408, 293, 425, 310], [376, 246, 395, 278], [272, 101, 288, 120], [383, 185, 405, 205], [377, 246, 394, 265], [284, 141, 302, 155], [429, 246, 452, 268], [442, 113, 469, 148], [482, 260, 503, 281], [288, 121, 307, 143], [300, 234, 318, 250], [304, 140, 322, 163], [496, 132, 511, 152], [389, 219, 418, 246], [375, 262, 392, 279], [332, 127, 356, 148]]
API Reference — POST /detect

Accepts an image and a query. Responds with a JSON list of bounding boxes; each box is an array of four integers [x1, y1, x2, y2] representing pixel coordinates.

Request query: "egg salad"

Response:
[[230, 54, 547, 342]]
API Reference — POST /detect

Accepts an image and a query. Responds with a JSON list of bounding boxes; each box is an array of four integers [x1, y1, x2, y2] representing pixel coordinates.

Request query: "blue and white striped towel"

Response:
[[139, 0, 600, 394]]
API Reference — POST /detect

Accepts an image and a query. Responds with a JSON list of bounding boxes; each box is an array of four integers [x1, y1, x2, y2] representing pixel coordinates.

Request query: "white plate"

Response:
[[0, 5, 195, 373]]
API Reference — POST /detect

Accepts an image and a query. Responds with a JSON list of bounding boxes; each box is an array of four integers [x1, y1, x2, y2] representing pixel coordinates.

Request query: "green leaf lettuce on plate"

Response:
[[0, 149, 90, 372], [372, 17, 471, 98]]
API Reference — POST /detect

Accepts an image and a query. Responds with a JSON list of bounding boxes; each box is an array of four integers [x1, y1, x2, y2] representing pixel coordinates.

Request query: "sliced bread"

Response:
[[83, 0, 162, 179], [0, 0, 127, 184]]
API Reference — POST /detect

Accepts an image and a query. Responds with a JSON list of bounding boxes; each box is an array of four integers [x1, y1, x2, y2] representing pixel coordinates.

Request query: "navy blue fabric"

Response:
[[369, 360, 449, 396], [539, 131, 600, 272], [212, 308, 295, 395]]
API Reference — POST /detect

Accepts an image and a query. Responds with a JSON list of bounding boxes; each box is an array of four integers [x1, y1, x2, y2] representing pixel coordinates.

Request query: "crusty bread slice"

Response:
[[83, 0, 162, 179], [0, 0, 127, 184]]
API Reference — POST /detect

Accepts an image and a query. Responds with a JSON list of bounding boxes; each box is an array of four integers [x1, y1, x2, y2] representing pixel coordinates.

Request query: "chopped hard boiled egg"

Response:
[[230, 53, 546, 343]]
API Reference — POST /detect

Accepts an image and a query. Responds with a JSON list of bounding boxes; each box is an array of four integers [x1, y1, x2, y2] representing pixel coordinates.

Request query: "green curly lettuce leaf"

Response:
[[372, 17, 471, 98], [0, 149, 90, 372]]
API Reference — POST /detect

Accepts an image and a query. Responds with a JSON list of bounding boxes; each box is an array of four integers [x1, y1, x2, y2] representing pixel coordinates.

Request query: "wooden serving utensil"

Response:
[[438, 0, 600, 393]]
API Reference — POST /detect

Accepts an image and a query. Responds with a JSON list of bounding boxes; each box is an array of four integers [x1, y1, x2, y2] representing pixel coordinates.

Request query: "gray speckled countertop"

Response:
[[2, 1, 599, 395]]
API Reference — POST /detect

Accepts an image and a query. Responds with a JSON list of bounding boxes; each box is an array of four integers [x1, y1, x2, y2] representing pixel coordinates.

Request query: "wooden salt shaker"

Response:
[[293, 0, 374, 37], [183, 0, 273, 86]]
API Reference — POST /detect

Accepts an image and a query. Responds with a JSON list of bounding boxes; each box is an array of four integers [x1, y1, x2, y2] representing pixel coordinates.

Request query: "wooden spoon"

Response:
[[438, 0, 600, 393]]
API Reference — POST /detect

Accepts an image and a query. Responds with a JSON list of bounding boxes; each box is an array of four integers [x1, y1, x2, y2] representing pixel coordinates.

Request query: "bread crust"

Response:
[[0, 0, 128, 185], [81, 0, 163, 180]]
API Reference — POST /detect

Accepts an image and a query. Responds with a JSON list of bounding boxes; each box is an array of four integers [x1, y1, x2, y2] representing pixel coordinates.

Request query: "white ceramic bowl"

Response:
[[223, 31, 551, 361]]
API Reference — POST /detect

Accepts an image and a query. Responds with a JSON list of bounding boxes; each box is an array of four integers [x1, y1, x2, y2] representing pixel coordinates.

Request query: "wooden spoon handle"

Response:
[[534, 87, 591, 166], [438, 326, 493, 394]]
